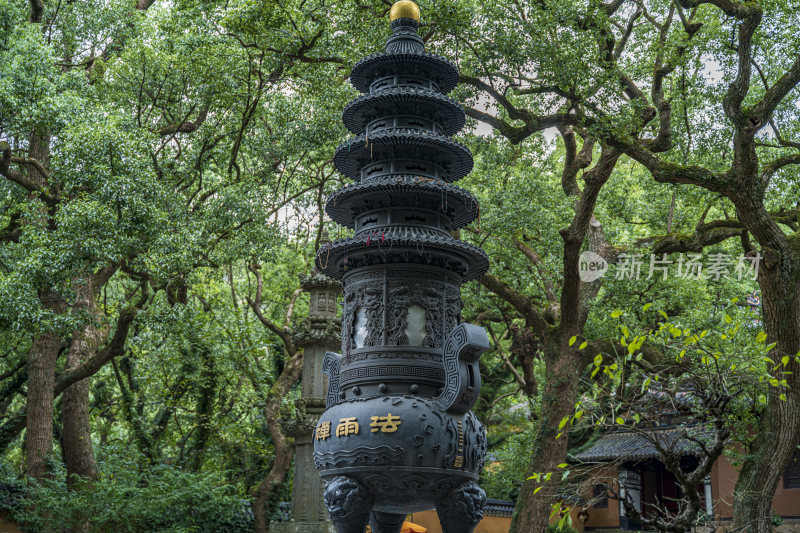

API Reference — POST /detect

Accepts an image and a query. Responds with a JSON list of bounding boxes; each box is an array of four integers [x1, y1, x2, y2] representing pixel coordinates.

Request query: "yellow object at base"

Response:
[[365, 522, 426, 533]]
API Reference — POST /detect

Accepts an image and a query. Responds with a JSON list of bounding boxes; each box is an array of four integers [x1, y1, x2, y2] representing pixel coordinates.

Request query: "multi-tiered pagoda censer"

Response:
[[313, 2, 490, 532]]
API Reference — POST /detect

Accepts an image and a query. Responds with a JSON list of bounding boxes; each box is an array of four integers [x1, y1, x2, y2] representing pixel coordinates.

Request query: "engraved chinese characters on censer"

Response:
[[313, 2, 491, 532]]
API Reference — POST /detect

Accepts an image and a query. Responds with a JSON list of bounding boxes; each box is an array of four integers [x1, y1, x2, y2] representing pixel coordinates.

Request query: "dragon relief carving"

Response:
[[387, 280, 443, 348], [445, 285, 462, 332], [342, 280, 384, 358]]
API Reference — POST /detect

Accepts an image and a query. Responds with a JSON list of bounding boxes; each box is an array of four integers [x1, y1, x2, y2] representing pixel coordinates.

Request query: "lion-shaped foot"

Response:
[[435, 481, 487, 533], [323, 476, 373, 533]]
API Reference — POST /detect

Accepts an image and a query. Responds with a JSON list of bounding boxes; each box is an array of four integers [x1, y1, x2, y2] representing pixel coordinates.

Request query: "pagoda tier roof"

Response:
[[350, 52, 459, 94], [315, 232, 488, 281], [334, 129, 473, 183], [325, 175, 479, 230], [342, 87, 465, 136]]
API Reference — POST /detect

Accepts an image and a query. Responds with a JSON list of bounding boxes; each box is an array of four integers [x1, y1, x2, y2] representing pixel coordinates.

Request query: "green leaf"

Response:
[[569, 336, 577, 346], [642, 303, 652, 311], [579, 341, 588, 350], [756, 331, 767, 343], [615, 417, 625, 425], [611, 310, 623, 318], [558, 416, 570, 430], [557, 463, 568, 469]]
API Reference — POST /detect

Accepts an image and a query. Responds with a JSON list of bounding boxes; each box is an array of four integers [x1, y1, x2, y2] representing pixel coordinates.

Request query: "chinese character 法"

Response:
[[370, 413, 402, 433]]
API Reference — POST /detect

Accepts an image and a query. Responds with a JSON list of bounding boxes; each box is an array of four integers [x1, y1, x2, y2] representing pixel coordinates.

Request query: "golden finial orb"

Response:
[[390, 0, 420, 22]]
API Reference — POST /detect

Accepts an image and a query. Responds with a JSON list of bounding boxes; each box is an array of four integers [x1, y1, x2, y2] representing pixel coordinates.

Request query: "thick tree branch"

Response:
[[480, 273, 549, 336], [245, 264, 297, 355], [157, 102, 210, 136], [515, 241, 558, 303], [0, 142, 55, 203], [751, 56, 800, 122], [638, 221, 744, 253], [559, 126, 594, 196], [761, 153, 800, 185], [484, 322, 528, 392], [284, 288, 303, 330], [53, 288, 145, 395], [460, 74, 575, 144]]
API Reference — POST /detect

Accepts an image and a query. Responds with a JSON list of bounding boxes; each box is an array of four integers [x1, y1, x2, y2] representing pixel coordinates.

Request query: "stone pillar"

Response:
[[272, 268, 341, 533]]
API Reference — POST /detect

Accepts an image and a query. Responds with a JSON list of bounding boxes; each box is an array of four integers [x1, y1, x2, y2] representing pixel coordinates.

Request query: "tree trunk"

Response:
[[26, 288, 65, 479], [253, 350, 303, 533], [507, 151, 616, 533], [509, 337, 582, 533], [62, 279, 103, 485], [23, 130, 65, 480], [732, 251, 800, 532], [187, 345, 217, 471]]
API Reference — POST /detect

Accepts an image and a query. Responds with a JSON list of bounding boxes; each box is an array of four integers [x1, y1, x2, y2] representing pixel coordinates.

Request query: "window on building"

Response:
[[593, 484, 609, 508], [784, 446, 800, 489]]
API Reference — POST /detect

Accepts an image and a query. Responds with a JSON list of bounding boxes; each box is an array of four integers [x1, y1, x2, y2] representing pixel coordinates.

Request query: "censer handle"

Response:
[[436, 323, 490, 414], [322, 351, 343, 407]]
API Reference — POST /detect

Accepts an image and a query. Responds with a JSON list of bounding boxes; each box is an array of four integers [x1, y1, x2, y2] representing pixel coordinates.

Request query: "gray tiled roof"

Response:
[[572, 426, 715, 462], [484, 499, 515, 517]]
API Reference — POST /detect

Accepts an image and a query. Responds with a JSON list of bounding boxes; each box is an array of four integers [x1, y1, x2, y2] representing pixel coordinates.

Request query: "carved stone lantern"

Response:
[[313, 2, 491, 532]]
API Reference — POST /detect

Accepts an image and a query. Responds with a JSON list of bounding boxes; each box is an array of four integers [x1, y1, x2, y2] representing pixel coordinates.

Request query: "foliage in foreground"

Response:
[[6, 450, 253, 533]]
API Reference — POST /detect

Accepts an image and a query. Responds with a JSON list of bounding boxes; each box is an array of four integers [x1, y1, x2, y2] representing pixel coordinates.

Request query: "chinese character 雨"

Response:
[[370, 413, 402, 433], [315, 421, 331, 441], [336, 417, 360, 437]]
